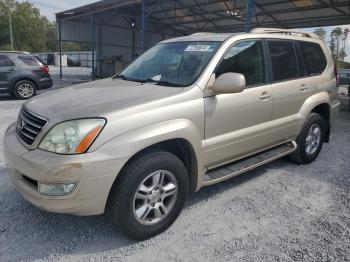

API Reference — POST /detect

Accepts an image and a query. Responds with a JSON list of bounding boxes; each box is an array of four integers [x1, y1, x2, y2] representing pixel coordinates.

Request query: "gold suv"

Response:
[[4, 28, 340, 240]]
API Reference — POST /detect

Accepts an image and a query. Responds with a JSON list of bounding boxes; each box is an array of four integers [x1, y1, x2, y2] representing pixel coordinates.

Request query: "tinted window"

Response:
[[18, 56, 42, 66], [216, 40, 265, 86], [0, 55, 15, 67], [34, 55, 46, 65], [299, 41, 327, 76], [268, 41, 298, 81]]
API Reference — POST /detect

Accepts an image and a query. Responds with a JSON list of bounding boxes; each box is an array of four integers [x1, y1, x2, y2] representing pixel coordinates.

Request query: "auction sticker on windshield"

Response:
[[184, 45, 213, 52]]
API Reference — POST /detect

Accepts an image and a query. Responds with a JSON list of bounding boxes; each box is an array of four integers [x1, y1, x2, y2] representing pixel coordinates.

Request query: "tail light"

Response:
[[40, 65, 49, 74], [334, 64, 339, 86]]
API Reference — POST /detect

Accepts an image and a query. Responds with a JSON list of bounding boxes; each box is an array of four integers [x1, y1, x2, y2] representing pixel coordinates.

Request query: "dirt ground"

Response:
[[0, 93, 349, 262]]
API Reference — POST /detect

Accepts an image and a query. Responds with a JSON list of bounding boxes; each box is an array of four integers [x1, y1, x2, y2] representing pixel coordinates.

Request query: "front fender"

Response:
[[93, 119, 204, 189], [96, 119, 202, 158]]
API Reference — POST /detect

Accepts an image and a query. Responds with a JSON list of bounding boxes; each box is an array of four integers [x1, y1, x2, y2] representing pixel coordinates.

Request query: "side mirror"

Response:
[[212, 73, 246, 94]]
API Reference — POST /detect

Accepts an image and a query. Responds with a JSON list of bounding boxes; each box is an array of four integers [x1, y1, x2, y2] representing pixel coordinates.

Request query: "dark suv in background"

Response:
[[0, 51, 53, 99]]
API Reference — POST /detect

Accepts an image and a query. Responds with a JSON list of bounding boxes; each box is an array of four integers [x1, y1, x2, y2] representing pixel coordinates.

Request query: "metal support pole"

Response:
[[91, 14, 95, 80], [132, 21, 136, 59], [98, 24, 102, 76], [58, 20, 63, 79], [9, 12, 13, 50], [141, 0, 145, 53], [245, 0, 254, 33]]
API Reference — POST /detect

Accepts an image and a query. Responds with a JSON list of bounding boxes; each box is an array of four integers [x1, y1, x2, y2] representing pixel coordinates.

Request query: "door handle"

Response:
[[259, 92, 271, 100], [8, 68, 16, 72], [299, 84, 308, 91]]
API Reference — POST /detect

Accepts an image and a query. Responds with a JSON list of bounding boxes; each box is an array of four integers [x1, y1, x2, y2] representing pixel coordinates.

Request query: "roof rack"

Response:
[[190, 32, 213, 36], [0, 51, 30, 54], [250, 28, 319, 39]]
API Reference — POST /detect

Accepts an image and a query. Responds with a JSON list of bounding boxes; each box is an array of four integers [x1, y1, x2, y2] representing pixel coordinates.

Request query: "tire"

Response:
[[13, 80, 36, 100], [107, 150, 189, 240], [289, 113, 325, 164]]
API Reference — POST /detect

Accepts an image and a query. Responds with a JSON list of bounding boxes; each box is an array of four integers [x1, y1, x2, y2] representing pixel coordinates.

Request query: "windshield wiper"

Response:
[[143, 78, 184, 87], [113, 74, 144, 83]]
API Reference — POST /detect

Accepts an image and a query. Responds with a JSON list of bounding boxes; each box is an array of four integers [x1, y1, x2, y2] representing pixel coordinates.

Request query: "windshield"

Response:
[[118, 41, 221, 87]]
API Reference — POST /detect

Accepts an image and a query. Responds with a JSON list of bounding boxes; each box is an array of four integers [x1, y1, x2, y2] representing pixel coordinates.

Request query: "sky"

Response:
[[17, 0, 95, 20], [18, 0, 350, 62]]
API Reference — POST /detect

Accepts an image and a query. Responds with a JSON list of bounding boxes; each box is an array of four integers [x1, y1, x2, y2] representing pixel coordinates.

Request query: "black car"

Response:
[[338, 69, 350, 86], [0, 51, 53, 99], [67, 56, 81, 67]]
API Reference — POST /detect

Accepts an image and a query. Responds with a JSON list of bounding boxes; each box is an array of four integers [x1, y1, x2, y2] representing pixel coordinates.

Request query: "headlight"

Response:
[[38, 118, 105, 154]]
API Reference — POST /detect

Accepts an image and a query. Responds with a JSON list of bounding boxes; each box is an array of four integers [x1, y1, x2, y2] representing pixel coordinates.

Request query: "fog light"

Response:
[[38, 182, 76, 196]]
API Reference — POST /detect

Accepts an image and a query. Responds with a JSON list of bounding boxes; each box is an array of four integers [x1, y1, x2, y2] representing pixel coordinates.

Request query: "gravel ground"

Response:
[[0, 93, 349, 262]]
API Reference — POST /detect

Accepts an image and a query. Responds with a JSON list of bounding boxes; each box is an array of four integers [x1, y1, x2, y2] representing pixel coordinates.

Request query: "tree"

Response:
[[328, 27, 349, 68], [313, 28, 326, 42], [0, 0, 57, 52], [330, 27, 343, 62]]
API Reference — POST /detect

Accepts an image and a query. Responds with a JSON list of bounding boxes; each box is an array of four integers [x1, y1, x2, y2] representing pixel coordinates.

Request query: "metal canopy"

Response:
[[56, 0, 350, 34], [55, 0, 350, 78]]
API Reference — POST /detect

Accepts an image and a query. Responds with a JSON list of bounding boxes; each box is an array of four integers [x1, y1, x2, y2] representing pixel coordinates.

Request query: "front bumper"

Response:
[[4, 123, 128, 216]]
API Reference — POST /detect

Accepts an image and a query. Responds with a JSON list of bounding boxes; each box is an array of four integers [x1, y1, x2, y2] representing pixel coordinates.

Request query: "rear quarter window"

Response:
[[0, 55, 15, 67], [299, 41, 327, 76], [18, 56, 43, 66]]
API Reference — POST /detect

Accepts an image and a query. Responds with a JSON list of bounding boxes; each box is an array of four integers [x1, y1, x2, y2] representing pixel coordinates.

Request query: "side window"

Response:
[[18, 56, 42, 66], [299, 41, 327, 76], [0, 55, 15, 67], [268, 41, 298, 81], [216, 40, 266, 86]]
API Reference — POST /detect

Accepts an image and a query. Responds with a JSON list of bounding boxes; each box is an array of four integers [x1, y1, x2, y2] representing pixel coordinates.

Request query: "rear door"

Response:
[[17, 55, 47, 79], [0, 55, 16, 90], [267, 40, 309, 140]]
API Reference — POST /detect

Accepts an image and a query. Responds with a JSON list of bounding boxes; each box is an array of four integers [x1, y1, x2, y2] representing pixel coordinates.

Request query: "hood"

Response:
[[24, 78, 184, 121]]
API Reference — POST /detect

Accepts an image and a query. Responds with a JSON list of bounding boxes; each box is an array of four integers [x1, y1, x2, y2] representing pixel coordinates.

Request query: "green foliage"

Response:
[[313, 28, 326, 42], [341, 61, 350, 69], [329, 27, 348, 67], [314, 27, 349, 68], [62, 42, 91, 52], [0, 0, 57, 52]]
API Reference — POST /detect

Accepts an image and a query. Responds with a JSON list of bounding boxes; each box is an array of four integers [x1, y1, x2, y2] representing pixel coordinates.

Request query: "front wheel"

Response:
[[289, 113, 325, 164], [107, 151, 189, 240]]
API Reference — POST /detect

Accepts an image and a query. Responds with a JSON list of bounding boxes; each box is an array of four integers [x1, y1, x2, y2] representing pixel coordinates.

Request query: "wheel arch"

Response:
[[99, 119, 204, 208], [310, 103, 330, 142], [11, 77, 38, 92], [299, 92, 331, 143], [116, 138, 199, 193]]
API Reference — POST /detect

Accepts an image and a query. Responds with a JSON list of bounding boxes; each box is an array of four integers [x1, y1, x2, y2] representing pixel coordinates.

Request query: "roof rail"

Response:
[[250, 28, 319, 39], [190, 32, 212, 36]]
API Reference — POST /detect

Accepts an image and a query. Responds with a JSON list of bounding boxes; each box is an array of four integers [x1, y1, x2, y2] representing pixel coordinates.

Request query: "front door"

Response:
[[203, 40, 273, 168]]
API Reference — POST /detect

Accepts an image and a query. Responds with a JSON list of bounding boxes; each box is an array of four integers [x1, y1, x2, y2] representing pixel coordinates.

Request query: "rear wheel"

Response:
[[13, 80, 36, 100], [289, 113, 325, 164], [108, 150, 189, 240]]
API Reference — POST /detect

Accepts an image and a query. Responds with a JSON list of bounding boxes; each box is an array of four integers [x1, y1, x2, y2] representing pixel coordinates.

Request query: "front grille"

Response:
[[16, 108, 47, 145]]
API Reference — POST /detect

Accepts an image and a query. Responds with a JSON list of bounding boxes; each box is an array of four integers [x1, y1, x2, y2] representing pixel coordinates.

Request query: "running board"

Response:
[[203, 141, 297, 185]]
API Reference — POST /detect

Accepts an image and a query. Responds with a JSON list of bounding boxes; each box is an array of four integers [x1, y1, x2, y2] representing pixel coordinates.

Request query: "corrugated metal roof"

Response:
[[56, 0, 350, 34]]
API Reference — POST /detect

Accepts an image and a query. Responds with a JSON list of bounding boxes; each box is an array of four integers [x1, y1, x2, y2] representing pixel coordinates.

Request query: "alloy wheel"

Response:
[[18, 83, 34, 98], [133, 170, 178, 225], [305, 123, 321, 155]]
